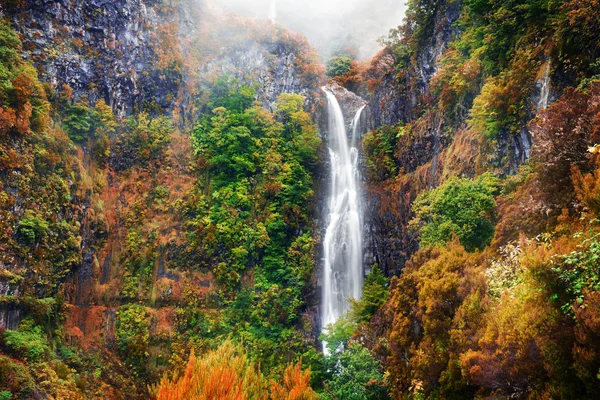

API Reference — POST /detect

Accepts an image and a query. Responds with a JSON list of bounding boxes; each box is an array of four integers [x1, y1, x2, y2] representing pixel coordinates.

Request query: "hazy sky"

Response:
[[208, 0, 408, 59]]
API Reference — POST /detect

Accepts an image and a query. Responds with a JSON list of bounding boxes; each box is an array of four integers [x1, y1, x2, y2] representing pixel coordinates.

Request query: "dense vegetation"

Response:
[[155, 341, 317, 399], [342, 0, 600, 398], [175, 77, 323, 377], [0, 16, 326, 398]]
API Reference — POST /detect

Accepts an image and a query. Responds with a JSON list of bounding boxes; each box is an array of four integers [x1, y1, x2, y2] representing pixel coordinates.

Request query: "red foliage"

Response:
[[495, 82, 600, 245]]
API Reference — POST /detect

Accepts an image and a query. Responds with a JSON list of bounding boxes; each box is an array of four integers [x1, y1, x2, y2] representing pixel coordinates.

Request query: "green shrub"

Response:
[[2, 321, 50, 361], [553, 228, 600, 315], [363, 125, 401, 182], [322, 343, 390, 400], [64, 101, 97, 142], [115, 304, 149, 372], [320, 312, 356, 355], [411, 173, 500, 251], [16, 211, 49, 244], [128, 113, 173, 163], [350, 266, 389, 323], [326, 55, 354, 78], [208, 75, 255, 112]]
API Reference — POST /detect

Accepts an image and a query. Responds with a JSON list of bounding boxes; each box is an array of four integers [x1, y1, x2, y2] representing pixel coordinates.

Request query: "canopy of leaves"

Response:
[[411, 173, 500, 251], [321, 343, 389, 400], [326, 55, 354, 78], [183, 77, 322, 376], [350, 266, 389, 323]]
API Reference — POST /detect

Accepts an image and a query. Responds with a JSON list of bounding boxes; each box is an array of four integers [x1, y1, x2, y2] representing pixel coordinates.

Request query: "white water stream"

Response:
[[321, 88, 364, 353], [537, 61, 551, 110], [269, 0, 276, 24]]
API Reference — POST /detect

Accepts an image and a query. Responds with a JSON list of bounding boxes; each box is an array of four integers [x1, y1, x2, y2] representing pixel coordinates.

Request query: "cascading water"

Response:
[[537, 61, 551, 110], [351, 105, 366, 144], [321, 88, 364, 353], [269, 0, 276, 24]]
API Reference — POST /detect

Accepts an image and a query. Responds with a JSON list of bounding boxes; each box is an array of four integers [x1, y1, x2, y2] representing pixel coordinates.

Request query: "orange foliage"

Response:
[[572, 290, 600, 395], [63, 305, 112, 349], [562, 0, 600, 46], [332, 60, 368, 93], [155, 342, 316, 400], [430, 47, 483, 116], [0, 106, 17, 135], [270, 363, 317, 400], [363, 49, 396, 93], [494, 82, 600, 246], [372, 243, 487, 397], [460, 241, 580, 398], [155, 341, 267, 400]]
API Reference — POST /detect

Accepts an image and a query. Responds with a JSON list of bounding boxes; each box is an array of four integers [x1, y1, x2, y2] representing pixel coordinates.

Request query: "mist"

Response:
[[206, 0, 408, 60]]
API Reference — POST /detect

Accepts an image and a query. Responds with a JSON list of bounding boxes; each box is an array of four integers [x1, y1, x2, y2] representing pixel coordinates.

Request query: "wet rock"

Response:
[[6, 0, 182, 117], [0, 304, 21, 331]]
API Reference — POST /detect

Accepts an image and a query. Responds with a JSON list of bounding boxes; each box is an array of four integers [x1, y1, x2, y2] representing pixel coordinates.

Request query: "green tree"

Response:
[[63, 100, 97, 142], [322, 343, 390, 400], [208, 75, 256, 112], [411, 173, 500, 251], [350, 266, 389, 323], [326, 55, 354, 78]]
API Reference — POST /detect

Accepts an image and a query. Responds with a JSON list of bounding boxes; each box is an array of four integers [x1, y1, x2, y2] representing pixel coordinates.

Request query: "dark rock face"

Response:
[[6, 0, 182, 117], [0, 282, 21, 330], [0, 304, 21, 331], [364, 71, 408, 132], [365, 0, 462, 131], [361, 1, 462, 276], [5, 0, 324, 120], [195, 30, 323, 115]]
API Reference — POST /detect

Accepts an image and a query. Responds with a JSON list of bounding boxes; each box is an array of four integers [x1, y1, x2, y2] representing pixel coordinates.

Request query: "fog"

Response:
[[207, 0, 408, 60]]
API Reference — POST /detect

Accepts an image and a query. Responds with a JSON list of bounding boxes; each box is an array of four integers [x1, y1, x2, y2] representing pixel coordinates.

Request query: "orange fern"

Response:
[[154, 341, 267, 400], [270, 362, 317, 400]]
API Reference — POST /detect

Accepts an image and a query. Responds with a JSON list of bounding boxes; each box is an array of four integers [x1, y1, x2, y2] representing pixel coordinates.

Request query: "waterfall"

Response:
[[537, 61, 551, 111], [351, 105, 366, 144], [321, 88, 364, 353], [269, 0, 276, 24]]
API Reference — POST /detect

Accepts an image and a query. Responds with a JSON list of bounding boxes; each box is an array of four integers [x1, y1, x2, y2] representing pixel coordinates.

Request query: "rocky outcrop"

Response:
[[321, 83, 366, 135], [360, 0, 462, 275], [5, 0, 324, 123], [4, 0, 185, 117], [365, 0, 462, 131], [194, 22, 323, 116]]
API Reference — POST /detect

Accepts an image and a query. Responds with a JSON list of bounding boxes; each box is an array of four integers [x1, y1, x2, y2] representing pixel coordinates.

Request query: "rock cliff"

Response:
[[4, 0, 186, 117]]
